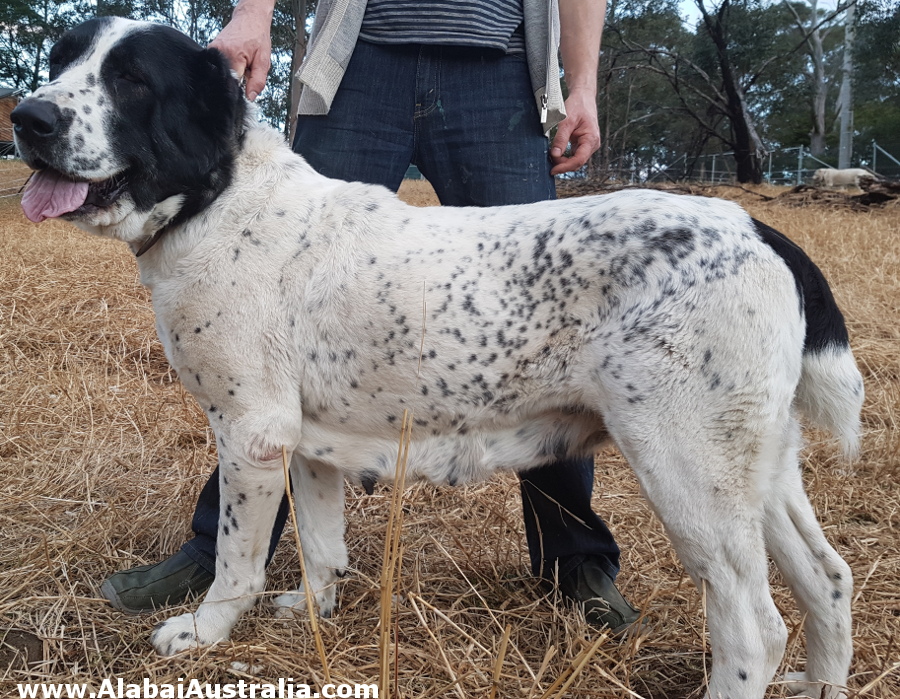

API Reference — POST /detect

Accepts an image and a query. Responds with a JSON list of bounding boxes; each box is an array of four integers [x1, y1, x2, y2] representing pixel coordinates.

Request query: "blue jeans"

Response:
[[183, 40, 620, 582]]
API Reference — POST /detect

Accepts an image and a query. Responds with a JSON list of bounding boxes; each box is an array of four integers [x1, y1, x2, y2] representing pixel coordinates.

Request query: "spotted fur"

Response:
[[14, 19, 864, 699]]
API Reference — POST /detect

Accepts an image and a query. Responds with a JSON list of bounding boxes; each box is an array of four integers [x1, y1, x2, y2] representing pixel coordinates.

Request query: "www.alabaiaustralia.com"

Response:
[[16, 677, 379, 698]]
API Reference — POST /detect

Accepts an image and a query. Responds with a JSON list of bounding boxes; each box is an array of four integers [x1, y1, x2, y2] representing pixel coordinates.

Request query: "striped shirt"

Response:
[[359, 0, 525, 53]]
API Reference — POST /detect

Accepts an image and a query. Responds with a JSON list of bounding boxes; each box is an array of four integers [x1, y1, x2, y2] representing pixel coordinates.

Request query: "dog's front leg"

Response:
[[151, 443, 285, 656], [275, 456, 347, 619]]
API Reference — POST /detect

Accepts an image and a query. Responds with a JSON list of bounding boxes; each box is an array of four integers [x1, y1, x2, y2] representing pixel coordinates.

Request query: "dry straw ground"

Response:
[[1, 165, 898, 697]]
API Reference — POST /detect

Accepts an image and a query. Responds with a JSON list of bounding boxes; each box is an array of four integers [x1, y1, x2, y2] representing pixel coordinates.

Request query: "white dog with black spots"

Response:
[[13, 18, 864, 699]]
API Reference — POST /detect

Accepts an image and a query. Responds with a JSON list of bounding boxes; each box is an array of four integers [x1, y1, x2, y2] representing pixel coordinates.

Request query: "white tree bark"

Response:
[[807, 0, 828, 156], [837, 1, 856, 168]]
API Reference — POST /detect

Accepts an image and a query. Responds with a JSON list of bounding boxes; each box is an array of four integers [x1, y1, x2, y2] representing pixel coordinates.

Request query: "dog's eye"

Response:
[[114, 72, 148, 96], [48, 51, 68, 80], [117, 72, 145, 85]]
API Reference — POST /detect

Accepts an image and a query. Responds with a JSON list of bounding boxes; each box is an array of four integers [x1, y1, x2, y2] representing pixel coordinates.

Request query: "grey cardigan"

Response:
[[295, 0, 565, 133]]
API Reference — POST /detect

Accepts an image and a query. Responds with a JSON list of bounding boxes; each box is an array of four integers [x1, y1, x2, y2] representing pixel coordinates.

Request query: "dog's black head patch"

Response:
[[98, 23, 246, 218], [15, 18, 246, 238]]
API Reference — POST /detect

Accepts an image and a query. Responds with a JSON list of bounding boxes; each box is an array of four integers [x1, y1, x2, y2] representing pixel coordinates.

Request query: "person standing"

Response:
[[102, 0, 640, 634]]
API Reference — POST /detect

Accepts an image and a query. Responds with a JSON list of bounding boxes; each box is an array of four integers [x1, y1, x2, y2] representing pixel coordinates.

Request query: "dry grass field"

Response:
[[1, 172, 897, 697]]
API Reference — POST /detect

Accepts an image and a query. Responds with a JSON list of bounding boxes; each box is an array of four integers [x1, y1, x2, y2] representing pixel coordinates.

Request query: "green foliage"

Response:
[[597, 0, 700, 176], [854, 0, 900, 144], [0, 0, 92, 91], [2, 0, 898, 175], [597, 0, 900, 180], [2, 0, 316, 133]]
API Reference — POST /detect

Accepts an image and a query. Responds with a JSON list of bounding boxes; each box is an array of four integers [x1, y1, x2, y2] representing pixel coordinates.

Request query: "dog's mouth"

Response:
[[21, 167, 130, 223]]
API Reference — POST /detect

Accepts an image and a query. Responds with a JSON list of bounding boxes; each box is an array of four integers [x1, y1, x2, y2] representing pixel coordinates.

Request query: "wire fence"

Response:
[[3, 139, 898, 198], [0, 158, 31, 199], [642, 141, 900, 185], [1, 135, 30, 197]]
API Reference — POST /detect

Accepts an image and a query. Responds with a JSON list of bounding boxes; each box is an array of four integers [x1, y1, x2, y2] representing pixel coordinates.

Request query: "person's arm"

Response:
[[550, 0, 606, 175], [209, 0, 277, 101]]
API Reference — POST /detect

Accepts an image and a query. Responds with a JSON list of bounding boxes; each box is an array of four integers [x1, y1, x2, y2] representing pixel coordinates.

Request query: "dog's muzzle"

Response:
[[13, 98, 86, 222], [13, 98, 130, 224], [11, 98, 58, 138], [11, 98, 62, 165]]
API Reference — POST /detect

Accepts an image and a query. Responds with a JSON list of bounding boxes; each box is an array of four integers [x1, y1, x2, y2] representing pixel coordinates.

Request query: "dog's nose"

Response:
[[11, 99, 60, 141]]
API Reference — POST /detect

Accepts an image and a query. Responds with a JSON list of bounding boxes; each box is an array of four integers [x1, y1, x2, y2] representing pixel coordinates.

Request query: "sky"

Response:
[[677, 0, 852, 26]]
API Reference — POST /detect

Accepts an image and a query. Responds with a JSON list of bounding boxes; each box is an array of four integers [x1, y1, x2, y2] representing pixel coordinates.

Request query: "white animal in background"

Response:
[[813, 167, 875, 187]]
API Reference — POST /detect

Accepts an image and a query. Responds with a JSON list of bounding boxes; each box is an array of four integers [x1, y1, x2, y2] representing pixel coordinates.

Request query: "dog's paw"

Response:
[[151, 613, 227, 656], [782, 672, 847, 699], [273, 586, 336, 620], [273, 592, 306, 619]]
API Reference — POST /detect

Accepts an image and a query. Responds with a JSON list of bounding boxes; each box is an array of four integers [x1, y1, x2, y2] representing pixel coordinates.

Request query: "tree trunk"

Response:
[[701, 0, 766, 183], [722, 79, 765, 182], [29, 0, 49, 92], [29, 42, 43, 93], [807, 0, 828, 156], [837, 0, 855, 168]]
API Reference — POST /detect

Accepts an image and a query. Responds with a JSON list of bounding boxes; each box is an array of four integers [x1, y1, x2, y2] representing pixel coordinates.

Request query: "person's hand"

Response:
[[550, 88, 600, 175], [209, 1, 274, 101]]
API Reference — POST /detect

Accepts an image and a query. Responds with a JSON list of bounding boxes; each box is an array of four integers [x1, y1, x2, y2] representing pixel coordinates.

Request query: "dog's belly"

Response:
[[298, 408, 608, 486]]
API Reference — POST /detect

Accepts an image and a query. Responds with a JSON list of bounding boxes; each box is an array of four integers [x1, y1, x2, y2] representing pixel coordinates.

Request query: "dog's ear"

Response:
[[191, 47, 246, 141], [161, 45, 246, 186]]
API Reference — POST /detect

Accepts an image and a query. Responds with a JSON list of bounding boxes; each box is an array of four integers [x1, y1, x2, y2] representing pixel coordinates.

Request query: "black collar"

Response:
[[134, 222, 173, 257]]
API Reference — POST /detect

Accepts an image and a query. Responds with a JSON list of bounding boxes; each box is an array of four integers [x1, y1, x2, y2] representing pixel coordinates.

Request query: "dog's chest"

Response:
[[149, 269, 281, 415]]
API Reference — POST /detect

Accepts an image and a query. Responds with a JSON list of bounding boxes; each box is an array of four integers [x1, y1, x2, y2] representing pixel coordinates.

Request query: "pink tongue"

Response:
[[21, 170, 90, 223]]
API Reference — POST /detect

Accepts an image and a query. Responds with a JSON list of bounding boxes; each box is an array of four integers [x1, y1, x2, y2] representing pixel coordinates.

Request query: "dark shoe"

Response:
[[559, 558, 641, 635], [100, 551, 214, 614]]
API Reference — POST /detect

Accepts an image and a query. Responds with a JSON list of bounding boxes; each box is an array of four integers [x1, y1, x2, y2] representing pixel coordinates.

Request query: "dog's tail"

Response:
[[796, 344, 864, 458], [751, 218, 864, 457]]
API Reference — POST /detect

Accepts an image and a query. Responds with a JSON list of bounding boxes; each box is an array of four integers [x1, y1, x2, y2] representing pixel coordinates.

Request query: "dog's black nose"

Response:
[[11, 100, 60, 141]]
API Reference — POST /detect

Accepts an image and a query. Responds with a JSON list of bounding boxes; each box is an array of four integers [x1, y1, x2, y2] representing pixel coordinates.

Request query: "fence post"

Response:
[[872, 140, 877, 174], [797, 145, 804, 185]]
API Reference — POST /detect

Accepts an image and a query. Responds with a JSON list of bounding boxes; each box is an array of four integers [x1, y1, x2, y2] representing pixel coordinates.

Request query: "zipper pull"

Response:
[[540, 93, 548, 124]]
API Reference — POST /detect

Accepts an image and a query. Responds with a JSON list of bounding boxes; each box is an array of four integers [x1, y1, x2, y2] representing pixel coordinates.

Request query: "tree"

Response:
[[265, 0, 315, 139], [1, 0, 304, 134], [852, 0, 900, 157], [0, 0, 90, 92], [783, 0, 854, 156], [690, 0, 783, 183], [836, 0, 856, 167], [800, 0, 830, 155], [597, 0, 702, 180], [605, 0, 866, 182], [616, 0, 794, 182]]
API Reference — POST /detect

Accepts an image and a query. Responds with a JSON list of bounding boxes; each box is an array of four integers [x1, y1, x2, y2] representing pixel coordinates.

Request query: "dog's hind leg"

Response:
[[764, 419, 852, 699], [274, 456, 348, 619], [608, 412, 788, 699], [151, 441, 286, 656]]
